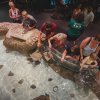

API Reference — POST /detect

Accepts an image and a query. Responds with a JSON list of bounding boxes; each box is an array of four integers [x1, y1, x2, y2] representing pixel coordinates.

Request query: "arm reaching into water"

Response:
[[61, 50, 67, 62], [37, 32, 41, 48]]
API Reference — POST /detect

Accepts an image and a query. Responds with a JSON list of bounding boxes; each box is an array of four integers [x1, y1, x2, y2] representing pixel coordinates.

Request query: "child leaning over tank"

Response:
[[80, 53, 98, 71], [61, 43, 80, 63]]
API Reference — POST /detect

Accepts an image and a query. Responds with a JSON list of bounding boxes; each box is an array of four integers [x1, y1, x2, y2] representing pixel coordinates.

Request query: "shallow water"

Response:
[[0, 40, 99, 100]]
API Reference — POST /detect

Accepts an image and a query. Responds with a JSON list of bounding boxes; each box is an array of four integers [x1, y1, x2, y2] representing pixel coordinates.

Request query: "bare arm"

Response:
[[48, 38, 52, 49], [37, 32, 41, 48], [91, 60, 98, 68], [48, 35, 56, 49], [80, 37, 91, 60], [65, 55, 77, 61], [61, 50, 67, 62], [96, 46, 100, 55], [80, 56, 89, 70], [47, 32, 55, 39], [17, 9, 21, 17], [9, 10, 13, 18]]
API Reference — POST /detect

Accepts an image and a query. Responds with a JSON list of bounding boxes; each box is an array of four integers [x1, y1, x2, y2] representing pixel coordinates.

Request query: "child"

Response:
[[61, 42, 80, 62], [80, 53, 98, 71], [61, 44, 80, 63], [9, 1, 21, 23]]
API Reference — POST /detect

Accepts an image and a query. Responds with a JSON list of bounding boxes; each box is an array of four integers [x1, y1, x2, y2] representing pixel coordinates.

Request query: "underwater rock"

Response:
[[0, 65, 3, 69], [18, 79, 24, 84], [70, 93, 75, 97], [30, 84, 36, 89], [12, 88, 16, 93], [48, 78, 53, 81], [8, 71, 14, 76]]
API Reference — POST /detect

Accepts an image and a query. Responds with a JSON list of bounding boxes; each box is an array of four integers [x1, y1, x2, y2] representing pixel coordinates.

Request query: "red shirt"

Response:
[[40, 22, 56, 35]]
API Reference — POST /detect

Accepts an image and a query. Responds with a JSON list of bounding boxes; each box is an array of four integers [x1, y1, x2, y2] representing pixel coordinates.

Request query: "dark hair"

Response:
[[87, 7, 93, 12], [90, 53, 97, 60], [45, 22, 52, 29], [75, 13, 84, 23], [29, 19, 36, 28], [74, 47, 80, 56], [94, 34, 100, 42]]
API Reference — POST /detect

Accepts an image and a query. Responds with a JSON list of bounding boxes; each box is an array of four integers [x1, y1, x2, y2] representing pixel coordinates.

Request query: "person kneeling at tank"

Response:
[[37, 21, 56, 48], [3, 19, 45, 54], [40, 21, 57, 39], [21, 10, 37, 31], [80, 53, 98, 71], [61, 43, 80, 63], [48, 33, 67, 52], [42, 33, 67, 61]]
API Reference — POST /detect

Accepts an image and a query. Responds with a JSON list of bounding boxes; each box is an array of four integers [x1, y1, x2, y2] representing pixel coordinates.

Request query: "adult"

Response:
[[9, 1, 21, 23], [37, 21, 56, 48], [22, 10, 37, 29], [40, 21, 57, 39], [67, 13, 85, 41], [80, 34, 100, 61], [84, 7, 94, 27], [25, 19, 44, 46]]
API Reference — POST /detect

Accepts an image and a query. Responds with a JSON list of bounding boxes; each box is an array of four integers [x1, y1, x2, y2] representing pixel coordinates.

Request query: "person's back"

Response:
[[40, 21, 56, 39], [67, 18, 84, 41], [84, 7, 94, 27], [80, 34, 100, 61]]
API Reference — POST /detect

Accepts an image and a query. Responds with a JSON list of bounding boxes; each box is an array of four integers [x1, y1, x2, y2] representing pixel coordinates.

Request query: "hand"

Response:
[[80, 56, 83, 61], [37, 43, 41, 48], [61, 58, 64, 62], [79, 64, 83, 71], [49, 44, 52, 49]]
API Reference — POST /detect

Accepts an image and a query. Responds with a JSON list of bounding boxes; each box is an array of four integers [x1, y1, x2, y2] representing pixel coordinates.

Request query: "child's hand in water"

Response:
[[61, 58, 64, 62]]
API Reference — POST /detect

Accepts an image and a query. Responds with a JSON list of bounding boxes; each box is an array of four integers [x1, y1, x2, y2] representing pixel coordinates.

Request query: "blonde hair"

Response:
[[22, 10, 28, 16]]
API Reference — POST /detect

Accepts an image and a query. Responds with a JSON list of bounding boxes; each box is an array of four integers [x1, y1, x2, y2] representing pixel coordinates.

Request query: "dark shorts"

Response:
[[52, 45, 65, 53]]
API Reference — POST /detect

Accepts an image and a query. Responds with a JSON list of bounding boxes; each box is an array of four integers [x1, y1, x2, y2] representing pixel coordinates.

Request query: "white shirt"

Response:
[[27, 15, 37, 23], [84, 10, 94, 27], [9, 8, 19, 18]]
